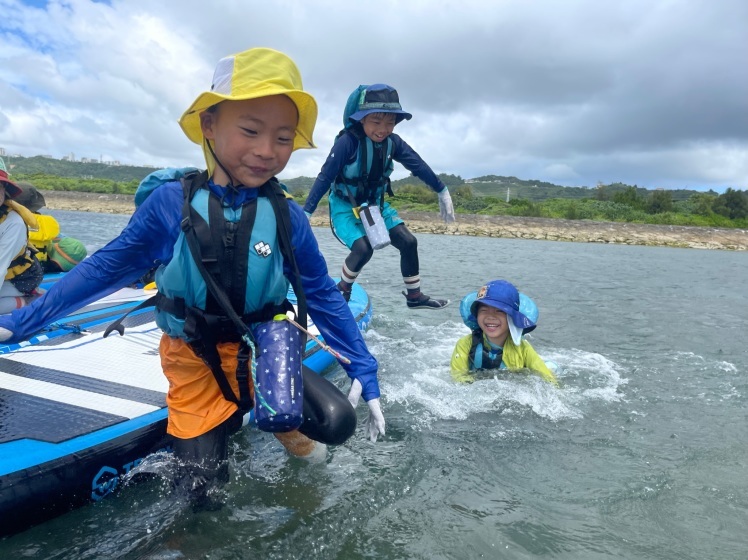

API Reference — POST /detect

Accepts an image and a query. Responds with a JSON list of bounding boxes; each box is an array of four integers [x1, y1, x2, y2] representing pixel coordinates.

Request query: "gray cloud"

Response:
[[0, 0, 745, 191]]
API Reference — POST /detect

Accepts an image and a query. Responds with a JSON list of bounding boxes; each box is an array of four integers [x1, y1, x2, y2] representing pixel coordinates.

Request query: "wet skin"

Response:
[[200, 95, 299, 188], [360, 113, 397, 143], [476, 304, 509, 346]]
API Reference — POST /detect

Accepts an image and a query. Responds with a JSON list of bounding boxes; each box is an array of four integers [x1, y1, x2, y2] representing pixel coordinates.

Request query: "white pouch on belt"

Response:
[[359, 203, 391, 250]]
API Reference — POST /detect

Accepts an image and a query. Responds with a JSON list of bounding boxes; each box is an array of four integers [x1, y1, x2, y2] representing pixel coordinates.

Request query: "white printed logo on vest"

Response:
[[254, 241, 272, 257]]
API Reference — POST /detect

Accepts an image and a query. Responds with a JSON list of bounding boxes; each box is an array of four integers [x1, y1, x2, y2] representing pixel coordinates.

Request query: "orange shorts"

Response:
[[159, 334, 254, 439]]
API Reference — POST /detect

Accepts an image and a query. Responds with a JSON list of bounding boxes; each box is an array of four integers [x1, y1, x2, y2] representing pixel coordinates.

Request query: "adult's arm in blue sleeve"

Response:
[[0, 183, 184, 342], [285, 202, 380, 401], [302, 133, 358, 214], [390, 134, 447, 193]]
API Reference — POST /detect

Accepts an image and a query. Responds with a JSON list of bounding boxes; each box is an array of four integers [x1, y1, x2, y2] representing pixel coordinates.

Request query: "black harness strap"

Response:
[[264, 179, 308, 337], [334, 127, 391, 208], [179, 173, 257, 413], [103, 295, 158, 337], [190, 178, 256, 315], [468, 330, 503, 371], [188, 314, 249, 412], [102, 294, 289, 341], [105, 172, 308, 415]]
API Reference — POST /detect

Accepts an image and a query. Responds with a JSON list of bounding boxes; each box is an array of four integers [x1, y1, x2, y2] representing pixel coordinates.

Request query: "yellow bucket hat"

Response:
[[179, 47, 317, 173]]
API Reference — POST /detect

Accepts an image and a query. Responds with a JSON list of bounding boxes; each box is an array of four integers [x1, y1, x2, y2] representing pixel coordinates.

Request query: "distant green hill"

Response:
[[392, 173, 717, 202], [8, 156, 317, 195], [5, 154, 746, 228], [279, 176, 316, 194], [5, 155, 723, 202], [5, 155, 160, 183]]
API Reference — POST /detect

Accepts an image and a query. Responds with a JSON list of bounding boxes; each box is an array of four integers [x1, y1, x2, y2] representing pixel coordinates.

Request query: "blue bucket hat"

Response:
[[460, 280, 538, 345], [347, 84, 413, 124]]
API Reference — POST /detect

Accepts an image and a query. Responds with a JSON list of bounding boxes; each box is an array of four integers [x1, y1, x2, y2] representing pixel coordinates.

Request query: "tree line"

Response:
[[9, 155, 746, 229], [296, 178, 747, 229], [390, 181, 747, 228]]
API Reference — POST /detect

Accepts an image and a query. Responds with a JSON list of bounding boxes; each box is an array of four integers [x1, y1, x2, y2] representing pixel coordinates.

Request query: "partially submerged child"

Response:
[[451, 279, 558, 385]]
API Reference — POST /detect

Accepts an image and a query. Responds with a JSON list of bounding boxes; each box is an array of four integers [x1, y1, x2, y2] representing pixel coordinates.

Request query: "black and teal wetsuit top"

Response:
[[303, 129, 447, 215]]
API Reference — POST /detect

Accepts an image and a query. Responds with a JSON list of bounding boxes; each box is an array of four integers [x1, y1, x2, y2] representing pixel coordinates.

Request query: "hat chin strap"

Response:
[[205, 139, 242, 192], [507, 316, 523, 346]]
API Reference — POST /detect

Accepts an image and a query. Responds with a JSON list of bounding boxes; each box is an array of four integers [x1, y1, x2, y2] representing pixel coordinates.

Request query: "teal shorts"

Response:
[[329, 193, 403, 249]]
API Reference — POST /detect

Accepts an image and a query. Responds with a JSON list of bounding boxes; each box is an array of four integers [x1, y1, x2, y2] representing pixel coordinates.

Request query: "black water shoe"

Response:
[[403, 291, 450, 310], [337, 282, 352, 302]]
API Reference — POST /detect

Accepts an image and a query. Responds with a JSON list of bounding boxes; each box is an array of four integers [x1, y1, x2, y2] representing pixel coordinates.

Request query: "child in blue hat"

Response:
[[304, 84, 455, 309], [451, 279, 558, 385]]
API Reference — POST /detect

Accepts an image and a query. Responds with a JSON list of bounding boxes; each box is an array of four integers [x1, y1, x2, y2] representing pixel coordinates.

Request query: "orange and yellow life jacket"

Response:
[[0, 200, 40, 280]]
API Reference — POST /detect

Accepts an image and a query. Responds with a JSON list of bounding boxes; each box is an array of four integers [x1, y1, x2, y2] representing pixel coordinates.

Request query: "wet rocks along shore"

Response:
[[41, 190, 748, 251]]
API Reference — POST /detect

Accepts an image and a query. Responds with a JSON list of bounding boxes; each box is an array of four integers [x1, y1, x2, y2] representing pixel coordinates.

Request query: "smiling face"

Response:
[[360, 112, 397, 143], [200, 95, 298, 188], [476, 303, 510, 346]]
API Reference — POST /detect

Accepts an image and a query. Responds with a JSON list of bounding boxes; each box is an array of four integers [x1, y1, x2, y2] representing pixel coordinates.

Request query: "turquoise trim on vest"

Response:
[[472, 339, 506, 370], [154, 189, 288, 340], [334, 135, 394, 205]]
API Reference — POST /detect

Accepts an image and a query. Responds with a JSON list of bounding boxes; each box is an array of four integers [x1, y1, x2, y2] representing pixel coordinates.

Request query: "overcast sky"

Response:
[[1, 0, 746, 192]]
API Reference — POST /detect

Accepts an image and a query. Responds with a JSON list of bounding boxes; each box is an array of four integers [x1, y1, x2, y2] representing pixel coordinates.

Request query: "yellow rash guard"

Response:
[[451, 332, 558, 385]]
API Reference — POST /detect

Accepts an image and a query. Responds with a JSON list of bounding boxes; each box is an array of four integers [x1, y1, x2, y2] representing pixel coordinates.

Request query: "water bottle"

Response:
[[251, 315, 304, 432]]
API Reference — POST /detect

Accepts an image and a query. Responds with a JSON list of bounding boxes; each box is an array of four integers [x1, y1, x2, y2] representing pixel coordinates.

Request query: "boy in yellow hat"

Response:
[[0, 48, 384, 499]]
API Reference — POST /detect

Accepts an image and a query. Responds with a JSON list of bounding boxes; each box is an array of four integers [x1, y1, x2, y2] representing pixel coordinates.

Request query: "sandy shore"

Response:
[[40, 190, 748, 251]]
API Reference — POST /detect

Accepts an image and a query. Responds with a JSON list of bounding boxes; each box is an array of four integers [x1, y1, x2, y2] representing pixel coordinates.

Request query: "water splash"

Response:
[[365, 320, 628, 427]]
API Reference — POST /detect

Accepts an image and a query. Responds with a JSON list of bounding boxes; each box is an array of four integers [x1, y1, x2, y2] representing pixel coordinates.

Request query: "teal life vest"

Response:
[[108, 170, 308, 415], [468, 330, 505, 371], [332, 126, 395, 207], [154, 183, 289, 340]]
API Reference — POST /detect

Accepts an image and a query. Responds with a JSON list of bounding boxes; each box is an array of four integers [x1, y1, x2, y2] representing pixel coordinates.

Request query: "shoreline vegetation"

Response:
[[42, 190, 748, 251]]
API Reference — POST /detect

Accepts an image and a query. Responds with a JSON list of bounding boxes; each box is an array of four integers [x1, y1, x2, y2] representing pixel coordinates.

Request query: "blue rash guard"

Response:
[[0, 180, 381, 401], [303, 131, 447, 215]]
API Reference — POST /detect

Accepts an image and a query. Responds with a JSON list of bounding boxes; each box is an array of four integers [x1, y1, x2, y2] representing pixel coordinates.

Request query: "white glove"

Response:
[[364, 398, 386, 442], [0, 327, 13, 342], [437, 188, 455, 223], [347, 377, 363, 407], [347, 379, 386, 442]]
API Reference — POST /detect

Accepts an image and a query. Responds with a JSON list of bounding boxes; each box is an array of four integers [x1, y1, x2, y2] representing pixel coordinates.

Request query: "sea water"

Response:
[[1, 210, 746, 559]]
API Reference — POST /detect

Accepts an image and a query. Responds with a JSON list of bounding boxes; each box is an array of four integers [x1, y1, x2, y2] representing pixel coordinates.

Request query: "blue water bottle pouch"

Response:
[[251, 316, 304, 432]]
